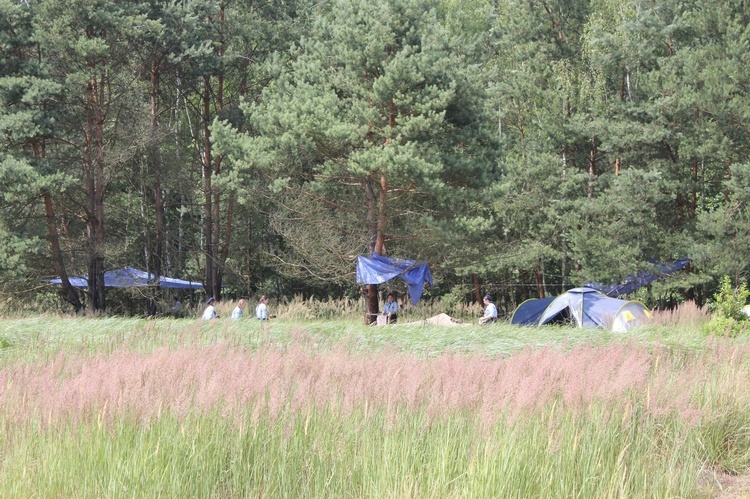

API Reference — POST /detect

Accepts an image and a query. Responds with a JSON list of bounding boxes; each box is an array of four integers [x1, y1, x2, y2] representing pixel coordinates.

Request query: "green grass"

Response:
[[0, 406, 704, 498], [0, 315, 709, 364], [0, 315, 745, 497]]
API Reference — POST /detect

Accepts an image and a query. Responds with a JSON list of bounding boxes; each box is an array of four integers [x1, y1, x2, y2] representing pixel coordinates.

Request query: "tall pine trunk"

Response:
[[33, 137, 82, 311], [364, 175, 379, 323], [84, 67, 107, 312], [202, 74, 214, 298], [43, 189, 82, 311], [147, 60, 165, 315]]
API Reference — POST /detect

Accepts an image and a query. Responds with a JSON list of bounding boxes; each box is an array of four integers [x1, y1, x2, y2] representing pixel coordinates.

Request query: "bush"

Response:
[[704, 276, 750, 337]]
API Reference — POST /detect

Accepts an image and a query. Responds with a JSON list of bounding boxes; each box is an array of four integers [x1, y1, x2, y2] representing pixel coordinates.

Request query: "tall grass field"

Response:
[[0, 307, 747, 497]]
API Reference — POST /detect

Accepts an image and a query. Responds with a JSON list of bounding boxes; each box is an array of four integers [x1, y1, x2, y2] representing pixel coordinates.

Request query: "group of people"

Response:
[[202, 295, 270, 321], [201, 292, 499, 324], [376, 292, 497, 325]]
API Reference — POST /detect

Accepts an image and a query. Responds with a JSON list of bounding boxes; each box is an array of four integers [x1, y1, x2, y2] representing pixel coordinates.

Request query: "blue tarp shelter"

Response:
[[585, 259, 691, 297], [46, 267, 203, 290], [511, 287, 650, 332], [356, 254, 433, 305]]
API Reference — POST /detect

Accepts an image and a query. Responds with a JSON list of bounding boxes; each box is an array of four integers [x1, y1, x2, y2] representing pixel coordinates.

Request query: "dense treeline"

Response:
[[1, 0, 748, 314]]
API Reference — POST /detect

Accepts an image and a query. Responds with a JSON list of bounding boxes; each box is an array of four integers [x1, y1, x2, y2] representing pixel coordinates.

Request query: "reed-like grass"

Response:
[[0, 315, 745, 496], [0, 405, 707, 497]]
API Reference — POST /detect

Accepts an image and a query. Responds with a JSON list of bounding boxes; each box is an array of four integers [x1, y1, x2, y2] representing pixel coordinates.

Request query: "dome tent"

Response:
[[510, 297, 555, 326], [513, 287, 650, 332]]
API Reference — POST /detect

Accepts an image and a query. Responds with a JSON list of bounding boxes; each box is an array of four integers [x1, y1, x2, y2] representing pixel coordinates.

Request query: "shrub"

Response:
[[704, 276, 750, 337]]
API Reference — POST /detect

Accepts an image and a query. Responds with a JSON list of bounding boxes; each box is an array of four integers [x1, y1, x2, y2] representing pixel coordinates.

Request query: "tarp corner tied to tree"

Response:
[[356, 254, 433, 305]]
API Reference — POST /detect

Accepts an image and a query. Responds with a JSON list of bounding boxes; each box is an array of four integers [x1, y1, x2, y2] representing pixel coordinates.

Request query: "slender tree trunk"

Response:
[[209, 4, 227, 300], [43, 190, 82, 311], [377, 174, 387, 253], [33, 138, 82, 311], [472, 273, 481, 304], [202, 74, 214, 298], [588, 136, 597, 199], [150, 61, 165, 282], [84, 66, 107, 312], [535, 259, 545, 298], [364, 176, 379, 323], [147, 61, 165, 315], [690, 107, 700, 219]]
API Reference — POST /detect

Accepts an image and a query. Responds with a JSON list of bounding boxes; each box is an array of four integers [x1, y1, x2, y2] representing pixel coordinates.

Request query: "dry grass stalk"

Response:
[[648, 300, 710, 328]]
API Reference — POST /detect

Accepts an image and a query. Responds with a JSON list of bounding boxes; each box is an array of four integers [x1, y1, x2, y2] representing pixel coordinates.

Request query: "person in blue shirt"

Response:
[[231, 299, 246, 320], [479, 294, 498, 324], [382, 293, 399, 324]]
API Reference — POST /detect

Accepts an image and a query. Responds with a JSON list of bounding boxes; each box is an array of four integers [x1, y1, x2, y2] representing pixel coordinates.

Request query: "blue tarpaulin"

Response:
[[356, 254, 433, 305], [585, 259, 691, 297], [45, 267, 203, 290]]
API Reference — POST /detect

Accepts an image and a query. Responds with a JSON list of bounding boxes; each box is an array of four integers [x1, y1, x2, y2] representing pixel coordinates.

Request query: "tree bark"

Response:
[[43, 189, 82, 311], [33, 136, 82, 311], [588, 136, 597, 199], [147, 60, 164, 316], [84, 64, 107, 312], [202, 74, 215, 298], [206, 5, 227, 301], [364, 176, 379, 323], [472, 273, 482, 304], [535, 260, 545, 298]]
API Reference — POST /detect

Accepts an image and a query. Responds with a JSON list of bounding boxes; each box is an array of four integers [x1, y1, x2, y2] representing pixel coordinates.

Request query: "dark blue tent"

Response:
[[510, 297, 555, 326], [45, 267, 203, 290], [356, 254, 432, 305], [585, 259, 691, 297]]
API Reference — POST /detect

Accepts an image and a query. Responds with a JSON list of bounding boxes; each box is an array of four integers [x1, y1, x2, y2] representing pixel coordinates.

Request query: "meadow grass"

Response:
[[0, 310, 745, 497]]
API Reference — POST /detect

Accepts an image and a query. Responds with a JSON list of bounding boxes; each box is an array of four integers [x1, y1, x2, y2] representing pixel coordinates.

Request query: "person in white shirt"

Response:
[[255, 295, 269, 320], [382, 293, 399, 324], [202, 297, 219, 320], [231, 299, 246, 320], [479, 294, 498, 324]]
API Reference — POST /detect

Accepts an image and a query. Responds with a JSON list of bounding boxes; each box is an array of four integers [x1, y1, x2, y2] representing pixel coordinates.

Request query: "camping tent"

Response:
[[511, 287, 650, 333], [510, 297, 555, 326], [45, 267, 203, 289], [356, 254, 433, 305]]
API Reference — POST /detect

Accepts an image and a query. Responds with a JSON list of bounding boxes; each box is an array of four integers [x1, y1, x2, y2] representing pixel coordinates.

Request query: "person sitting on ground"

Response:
[[202, 297, 219, 320], [478, 294, 498, 324], [382, 293, 399, 324], [255, 295, 269, 320], [170, 298, 183, 317], [231, 299, 246, 320]]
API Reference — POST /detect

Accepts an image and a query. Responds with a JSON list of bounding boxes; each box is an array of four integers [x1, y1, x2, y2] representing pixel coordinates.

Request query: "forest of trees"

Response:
[[1, 0, 749, 314]]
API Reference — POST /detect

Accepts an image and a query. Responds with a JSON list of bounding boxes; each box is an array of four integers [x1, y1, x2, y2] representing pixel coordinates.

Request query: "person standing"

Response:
[[255, 295, 269, 320], [202, 297, 219, 320], [231, 299, 246, 320], [479, 295, 497, 324], [382, 293, 399, 324]]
